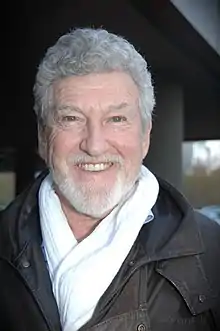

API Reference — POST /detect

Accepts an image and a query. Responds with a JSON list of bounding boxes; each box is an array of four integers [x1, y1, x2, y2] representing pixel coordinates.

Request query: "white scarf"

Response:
[[39, 165, 159, 331]]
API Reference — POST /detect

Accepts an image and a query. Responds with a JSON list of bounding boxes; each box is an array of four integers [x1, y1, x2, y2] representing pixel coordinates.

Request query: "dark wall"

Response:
[[184, 86, 220, 141]]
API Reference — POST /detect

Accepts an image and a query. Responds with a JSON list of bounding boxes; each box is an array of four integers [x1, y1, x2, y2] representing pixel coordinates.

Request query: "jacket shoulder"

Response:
[[0, 172, 46, 256], [194, 212, 220, 327], [195, 210, 220, 251]]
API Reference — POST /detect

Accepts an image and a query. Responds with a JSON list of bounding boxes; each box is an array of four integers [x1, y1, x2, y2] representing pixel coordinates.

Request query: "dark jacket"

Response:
[[0, 172, 220, 331]]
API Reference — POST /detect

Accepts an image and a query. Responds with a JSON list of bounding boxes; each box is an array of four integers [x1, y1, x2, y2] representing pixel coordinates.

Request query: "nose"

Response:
[[80, 120, 108, 156]]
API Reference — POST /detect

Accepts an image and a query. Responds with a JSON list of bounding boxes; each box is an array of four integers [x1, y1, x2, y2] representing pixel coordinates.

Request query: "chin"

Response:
[[64, 184, 123, 218], [53, 170, 135, 218]]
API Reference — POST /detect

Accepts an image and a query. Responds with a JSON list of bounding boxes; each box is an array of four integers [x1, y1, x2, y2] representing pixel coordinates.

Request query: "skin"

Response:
[[40, 72, 152, 241]]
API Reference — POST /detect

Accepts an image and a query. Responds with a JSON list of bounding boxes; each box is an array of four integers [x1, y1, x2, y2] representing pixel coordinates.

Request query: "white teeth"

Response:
[[78, 163, 112, 171]]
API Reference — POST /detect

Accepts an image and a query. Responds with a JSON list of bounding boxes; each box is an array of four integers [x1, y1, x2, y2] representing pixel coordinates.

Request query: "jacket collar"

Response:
[[0, 170, 48, 262], [134, 177, 205, 264]]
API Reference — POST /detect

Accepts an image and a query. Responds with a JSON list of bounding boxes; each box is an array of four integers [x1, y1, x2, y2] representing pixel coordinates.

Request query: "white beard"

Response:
[[50, 168, 136, 218]]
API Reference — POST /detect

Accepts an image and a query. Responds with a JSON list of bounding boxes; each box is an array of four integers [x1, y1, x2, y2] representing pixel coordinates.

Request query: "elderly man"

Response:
[[0, 28, 220, 331]]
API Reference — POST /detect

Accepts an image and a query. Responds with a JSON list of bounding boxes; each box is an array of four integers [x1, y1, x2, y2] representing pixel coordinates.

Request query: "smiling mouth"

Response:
[[76, 163, 113, 172]]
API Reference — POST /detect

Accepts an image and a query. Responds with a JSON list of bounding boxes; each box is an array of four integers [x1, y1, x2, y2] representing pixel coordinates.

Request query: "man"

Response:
[[0, 28, 220, 331]]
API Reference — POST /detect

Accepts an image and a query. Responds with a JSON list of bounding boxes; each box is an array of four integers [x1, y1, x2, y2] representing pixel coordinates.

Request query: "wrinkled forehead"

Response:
[[51, 72, 140, 111]]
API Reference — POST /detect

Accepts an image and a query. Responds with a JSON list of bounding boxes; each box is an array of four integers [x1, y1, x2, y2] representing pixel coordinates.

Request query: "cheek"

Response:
[[50, 131, 74, 156], [114, 131, 145, 159], [47, 132, 72, 168], [115, 140, 144, 174]]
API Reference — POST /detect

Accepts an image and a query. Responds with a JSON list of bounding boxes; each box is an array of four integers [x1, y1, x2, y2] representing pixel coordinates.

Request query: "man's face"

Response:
[[43, 72, 151, 218]]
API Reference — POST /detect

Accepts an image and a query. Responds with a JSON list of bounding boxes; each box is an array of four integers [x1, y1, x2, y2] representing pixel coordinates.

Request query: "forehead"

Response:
[[52, 72, 139, 109]]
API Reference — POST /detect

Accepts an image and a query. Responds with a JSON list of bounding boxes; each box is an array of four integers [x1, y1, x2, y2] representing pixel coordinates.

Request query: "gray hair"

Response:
[[33, 28, 155, 131]]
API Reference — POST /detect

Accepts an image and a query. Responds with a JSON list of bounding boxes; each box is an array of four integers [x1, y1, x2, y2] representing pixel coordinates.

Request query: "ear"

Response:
[[142, 120, 152, 159], [37, 122, 47, 162]]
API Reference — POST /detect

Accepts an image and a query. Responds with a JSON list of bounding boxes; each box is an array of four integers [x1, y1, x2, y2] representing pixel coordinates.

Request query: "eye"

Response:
[[108, 116, 127, 123], [62, 115, 78, 122]]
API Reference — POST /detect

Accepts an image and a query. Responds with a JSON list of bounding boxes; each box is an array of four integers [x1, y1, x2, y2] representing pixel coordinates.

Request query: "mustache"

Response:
[[67, 154, 124, 165]]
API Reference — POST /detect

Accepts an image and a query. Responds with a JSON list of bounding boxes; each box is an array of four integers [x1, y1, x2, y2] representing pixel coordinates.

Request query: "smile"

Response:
[[77, 163, 113, 172]]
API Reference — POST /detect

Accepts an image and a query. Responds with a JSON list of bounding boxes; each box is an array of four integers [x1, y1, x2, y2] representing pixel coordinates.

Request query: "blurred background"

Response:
[[0, 0, 220, 221]]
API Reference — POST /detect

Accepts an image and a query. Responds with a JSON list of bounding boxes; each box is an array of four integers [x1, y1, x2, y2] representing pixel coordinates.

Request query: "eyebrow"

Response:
[[56, 105, 84, 114], [56, 102, 130, 113], [107, 102, 130, 111], [56, 102, 132, 115]]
